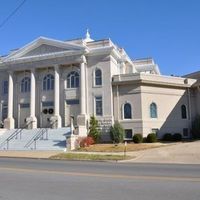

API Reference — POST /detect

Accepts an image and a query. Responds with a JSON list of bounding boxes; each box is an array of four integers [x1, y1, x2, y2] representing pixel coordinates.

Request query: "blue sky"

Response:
[[0, 0, 199, 76]]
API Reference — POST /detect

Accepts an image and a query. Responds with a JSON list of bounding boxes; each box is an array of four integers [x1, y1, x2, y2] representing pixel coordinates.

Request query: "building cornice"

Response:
[[112, 73, 196, 88]]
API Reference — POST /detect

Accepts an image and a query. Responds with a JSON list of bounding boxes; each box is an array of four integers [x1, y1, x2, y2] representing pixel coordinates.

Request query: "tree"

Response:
[[110, 122, 124, 143], [88, 116, 101, 143]]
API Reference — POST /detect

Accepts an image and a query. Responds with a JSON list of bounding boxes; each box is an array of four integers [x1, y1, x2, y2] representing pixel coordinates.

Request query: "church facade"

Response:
[[0, 32, 199, 140]]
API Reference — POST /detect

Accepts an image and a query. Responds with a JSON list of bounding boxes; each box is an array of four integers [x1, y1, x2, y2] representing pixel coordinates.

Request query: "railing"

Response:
[[24, 128, 48, 150], [50, 119, 58, 129], [0, 121, 33, 150]]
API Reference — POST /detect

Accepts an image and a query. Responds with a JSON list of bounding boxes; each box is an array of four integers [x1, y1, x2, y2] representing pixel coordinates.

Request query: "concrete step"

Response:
[[0, 127, 71, 150]]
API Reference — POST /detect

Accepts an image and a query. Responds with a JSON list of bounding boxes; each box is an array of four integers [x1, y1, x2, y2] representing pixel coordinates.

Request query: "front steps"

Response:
[[0, 127, 71, 151]]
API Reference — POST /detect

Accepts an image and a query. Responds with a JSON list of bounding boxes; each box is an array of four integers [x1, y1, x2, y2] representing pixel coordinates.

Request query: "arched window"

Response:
[[43, 74, 54, 91], [67, 71, 79, 88], [21, 77, 31, 93], [95, 69, 102, 86], [150, 103, 157, 118], [181, 105, 187, 119], [124, 103, 132, 119]]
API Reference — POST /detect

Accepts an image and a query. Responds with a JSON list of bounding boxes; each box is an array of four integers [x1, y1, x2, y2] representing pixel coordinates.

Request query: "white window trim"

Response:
[[93, 95, 103, 116], [181, 104, 188, 120], [42, 73, 54, 91], [122, 102, 133, 120], [20, 76, 31, 93], [66, 70, 80, 89], [93, 67, 103, 88], [150, 102, 158, 119], [2, 80, 8, 95]]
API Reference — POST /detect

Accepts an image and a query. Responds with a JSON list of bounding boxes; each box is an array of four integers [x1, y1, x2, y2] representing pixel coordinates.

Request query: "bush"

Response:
[[142, 137, 147, 143], [133, 134, 143, 143], [79, 136, 95, 147], [172, 133, 182, 141], [110, 122, 124, 143], [162, 133, 172, 141], [88, 116, 101, 143], [146, 133, 157, 143]]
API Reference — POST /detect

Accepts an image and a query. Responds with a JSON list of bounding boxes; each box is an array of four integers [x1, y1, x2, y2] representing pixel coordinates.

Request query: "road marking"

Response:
[[0, 166, 200, 182]]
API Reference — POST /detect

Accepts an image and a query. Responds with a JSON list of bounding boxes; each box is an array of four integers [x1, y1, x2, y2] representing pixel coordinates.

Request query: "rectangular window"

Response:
[[95, 96, 103, 116], [20, 103, 30, 108], [2, 105, 8, 120], [151, 128, 159, 136], [66, 99, 79, 105], [125, 129, 133, 140], [42, 101, 54, 107], [2, 80, 8, 95]]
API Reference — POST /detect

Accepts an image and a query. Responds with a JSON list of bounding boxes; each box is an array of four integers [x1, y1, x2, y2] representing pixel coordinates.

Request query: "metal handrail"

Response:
[[50, 119, 58, 129], [24, 128, 48, 149], [0, 121, 33, 150]]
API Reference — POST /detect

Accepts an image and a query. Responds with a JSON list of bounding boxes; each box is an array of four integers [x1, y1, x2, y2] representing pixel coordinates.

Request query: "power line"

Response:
[[0, 0, 27, 29]]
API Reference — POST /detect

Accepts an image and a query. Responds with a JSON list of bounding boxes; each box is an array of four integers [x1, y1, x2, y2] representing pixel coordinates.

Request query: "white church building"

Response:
[[0, 31, 199, 141]]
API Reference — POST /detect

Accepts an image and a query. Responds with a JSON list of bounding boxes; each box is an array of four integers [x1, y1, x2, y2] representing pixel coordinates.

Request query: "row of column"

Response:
[[4, 57, 87, 130]]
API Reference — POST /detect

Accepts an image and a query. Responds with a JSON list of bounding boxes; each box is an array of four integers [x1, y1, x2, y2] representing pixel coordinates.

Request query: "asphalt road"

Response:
[[0, 158, 200, 200]]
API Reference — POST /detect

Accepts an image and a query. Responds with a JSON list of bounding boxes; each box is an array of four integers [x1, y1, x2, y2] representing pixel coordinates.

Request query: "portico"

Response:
[[1, 50, 88, 132]]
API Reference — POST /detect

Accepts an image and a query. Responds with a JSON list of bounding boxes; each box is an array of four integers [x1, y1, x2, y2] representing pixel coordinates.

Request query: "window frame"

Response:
[[2, 80, 8, 95], [95, 96, 103, 116], [67, 71, 79, 89], [94, 68, 102, 87], [21, 77, 31, 93], [43, 74, 54, 91], [124, 129, 133, 140], [123, 102, 132, 119], [150, 102, 158, 118], [181, 104, 187, 119]]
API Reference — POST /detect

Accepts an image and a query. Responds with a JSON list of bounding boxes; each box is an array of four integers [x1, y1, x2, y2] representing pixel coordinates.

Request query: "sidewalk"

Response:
[[0, 150, 63, 159], [0, 141, 200, 164]]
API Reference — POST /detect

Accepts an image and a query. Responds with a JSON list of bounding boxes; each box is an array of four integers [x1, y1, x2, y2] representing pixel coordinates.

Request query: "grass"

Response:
[[50, 153, 132, 161], [77, 143, 164, 152]]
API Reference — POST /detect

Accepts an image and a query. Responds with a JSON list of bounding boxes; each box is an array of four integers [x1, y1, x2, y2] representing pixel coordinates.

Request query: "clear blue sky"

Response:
[[0, 0, 200, 76]]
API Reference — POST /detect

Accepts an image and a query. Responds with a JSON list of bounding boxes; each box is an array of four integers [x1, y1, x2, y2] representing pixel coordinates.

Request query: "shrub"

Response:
[[79, 136, 95, 147], [88, 116, 101, 143], [133, 134, 143, 143], [162, 133, 172, 141], [142, 137, 147, 143], [110, 122, 124, 143], [146, 133, 157, 143], [172, 133, 182, 141]]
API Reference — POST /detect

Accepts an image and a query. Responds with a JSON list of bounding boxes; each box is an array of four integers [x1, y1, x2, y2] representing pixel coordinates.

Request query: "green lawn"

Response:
[[50, 153, 132, 161]]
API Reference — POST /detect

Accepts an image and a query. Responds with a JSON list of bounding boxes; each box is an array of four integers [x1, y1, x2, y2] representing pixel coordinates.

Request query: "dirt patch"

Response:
[[77, 143, 165, 152]]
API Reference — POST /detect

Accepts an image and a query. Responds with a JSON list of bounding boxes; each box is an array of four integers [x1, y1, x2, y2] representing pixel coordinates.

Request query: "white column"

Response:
[[30, 69, 36, 117], [50, 65, 61, 128], [77, 56, 87, 136], [8, 72, 13, 118], [27, 69, 37, 129], [80, 57, 86, 115], [54, 65, 60, 117], [4, 71, 15, 129]]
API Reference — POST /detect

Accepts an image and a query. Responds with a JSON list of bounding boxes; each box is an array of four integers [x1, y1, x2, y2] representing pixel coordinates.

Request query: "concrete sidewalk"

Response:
[[124, 140, 200, 164], [0, 150, 63, 159], [0, 141, 200, 164]]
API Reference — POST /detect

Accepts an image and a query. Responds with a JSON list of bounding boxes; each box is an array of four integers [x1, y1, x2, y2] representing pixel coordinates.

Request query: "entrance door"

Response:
[[65, 99, 80, 126], [41, 101, 54, 128], [19, 103, 30, 128], [1, 104, 7, 128]]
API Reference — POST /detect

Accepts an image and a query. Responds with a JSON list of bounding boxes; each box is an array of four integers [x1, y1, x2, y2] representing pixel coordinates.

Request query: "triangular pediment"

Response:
[[4, 37, 85, 61], [21, 44, 71, 57]]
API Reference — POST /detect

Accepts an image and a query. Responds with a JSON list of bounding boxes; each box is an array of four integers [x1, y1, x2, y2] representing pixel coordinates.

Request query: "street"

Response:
[[0, 158, 200, 200]]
